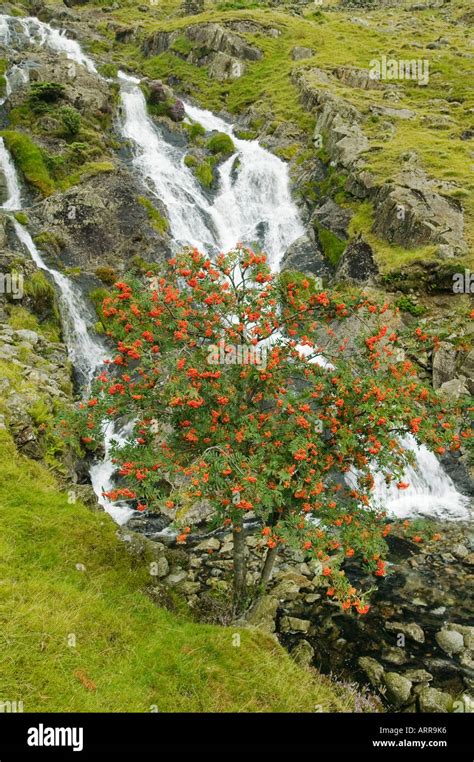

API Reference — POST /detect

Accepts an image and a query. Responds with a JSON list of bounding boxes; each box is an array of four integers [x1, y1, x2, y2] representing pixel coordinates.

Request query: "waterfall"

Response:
[[118, 72, 304, 266], [0, 13, 469, 523], [0, 13, 97, 73]]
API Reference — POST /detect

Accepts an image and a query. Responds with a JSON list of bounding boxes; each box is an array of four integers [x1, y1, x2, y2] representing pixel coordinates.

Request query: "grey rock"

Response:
[[358, 656, 385, 686], [280, 616, 310, 634], [336, 235, 378, 283], [384, 672, 413, 706], [291, 639, 315, 668], [435, 628, 465, 656], [418, 687, 452, 713], [403, 669, 433, 683], [246, 595, 278, 634], [208, 52, 245, 81], [385, 621, 425, 644]]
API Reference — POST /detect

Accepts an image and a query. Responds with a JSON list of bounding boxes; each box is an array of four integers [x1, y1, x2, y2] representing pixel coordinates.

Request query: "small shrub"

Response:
[[95, 266, 117, 286], [59, 106, 81, 137]]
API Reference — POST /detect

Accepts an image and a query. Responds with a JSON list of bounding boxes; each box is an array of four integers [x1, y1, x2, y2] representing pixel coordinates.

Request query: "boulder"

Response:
[[336, 235, 378, 283], [384, 672, 413, 706], [181, 0, 204, 13], [280, 616, 310, 634], [433, 342, 457, 388], [169, 99, 185, 122], [208, 52, 245, 81], [291, 640, 315, 668], [246, 595, 278, 634], [186, 23, 263, 61], [312, 198, 351, 240], [280, 230, 334, 280], [435, 628, 465, 656], [418, 687, 452, 713], [358, 656, 385, 686], [373, 169, 465, 255], [385, 621, 425, 644], [195, 537, 221, 552]]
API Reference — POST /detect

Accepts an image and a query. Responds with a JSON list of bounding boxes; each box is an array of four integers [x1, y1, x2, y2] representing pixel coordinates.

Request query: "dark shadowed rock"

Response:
[[312, 198, 351, 239], [280, 230, 334, 280], [169, 99, 185, 122], [336, 235, 378, 282]]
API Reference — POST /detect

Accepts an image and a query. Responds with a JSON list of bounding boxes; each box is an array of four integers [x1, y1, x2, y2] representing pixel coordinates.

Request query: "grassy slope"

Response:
[[67, 0, 472, 272], [0, 431, 351, 712]]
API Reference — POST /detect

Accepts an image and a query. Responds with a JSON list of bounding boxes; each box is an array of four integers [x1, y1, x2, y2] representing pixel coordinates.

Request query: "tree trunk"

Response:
[[232, 517, 247, 614], [259, 543, 279, 591]]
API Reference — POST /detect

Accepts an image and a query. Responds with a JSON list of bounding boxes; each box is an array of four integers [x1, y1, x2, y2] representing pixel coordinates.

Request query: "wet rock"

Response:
[[169, 99, 185, 122], [385, 621, 425, 644], [381, 647, 409, 666], [280, 616, 310, 634], [358, 656, 385, 687], [418, 687, 452, 713], [435, 629, 465, 656], [384, 672, 412, 706], [291, 639, 315, 668]]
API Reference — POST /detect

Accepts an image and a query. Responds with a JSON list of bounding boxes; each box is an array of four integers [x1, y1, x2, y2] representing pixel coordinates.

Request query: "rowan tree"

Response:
[[62, 247, 468, 614]]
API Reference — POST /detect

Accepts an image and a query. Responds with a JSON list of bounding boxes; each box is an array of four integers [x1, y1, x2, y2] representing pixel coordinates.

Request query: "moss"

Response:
[[13, 211, 29, 225], [170, 34, 194, 56], [185, 120, 206, 142], [315, 223, 346, 267], [206, 132, 235, 157], [184, 154, 214, 188], [0, 130, 55, 196], [138, 196, 169, 234], [33, 231, 64, 256], [58, 161, 115, 191], [24, 271, 57, 312]]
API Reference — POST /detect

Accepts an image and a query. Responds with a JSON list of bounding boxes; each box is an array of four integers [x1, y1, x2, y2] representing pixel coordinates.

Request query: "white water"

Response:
[[118, 72, 304, 267], [0, 14, 469, 523], [0, 14, 97, 73]]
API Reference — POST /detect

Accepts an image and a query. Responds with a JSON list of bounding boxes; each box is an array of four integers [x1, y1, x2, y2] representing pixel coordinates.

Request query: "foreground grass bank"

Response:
[[0, 432, 352, 712]]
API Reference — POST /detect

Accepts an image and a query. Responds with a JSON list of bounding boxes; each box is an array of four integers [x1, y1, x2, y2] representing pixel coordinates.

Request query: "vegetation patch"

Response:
[[0, 130, 55, 196]]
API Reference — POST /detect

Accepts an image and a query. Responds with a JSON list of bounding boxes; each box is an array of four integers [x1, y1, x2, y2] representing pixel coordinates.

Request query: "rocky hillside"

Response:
[[0, 0, 472, 716]]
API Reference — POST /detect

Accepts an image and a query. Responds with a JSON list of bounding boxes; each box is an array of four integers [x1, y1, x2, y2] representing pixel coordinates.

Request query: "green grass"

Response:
[[0, 130, 55, 196], [0, 431, 352, 712]]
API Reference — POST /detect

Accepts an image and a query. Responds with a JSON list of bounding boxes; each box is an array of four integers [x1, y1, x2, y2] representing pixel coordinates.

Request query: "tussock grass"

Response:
[[0, 432, 353, 712]]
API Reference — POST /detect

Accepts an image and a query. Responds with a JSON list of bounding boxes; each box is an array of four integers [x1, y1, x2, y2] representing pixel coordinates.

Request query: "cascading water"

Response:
[[0, 13, 97, 73], [0, 13, 468, 523], [118, 72, 304, 267]]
